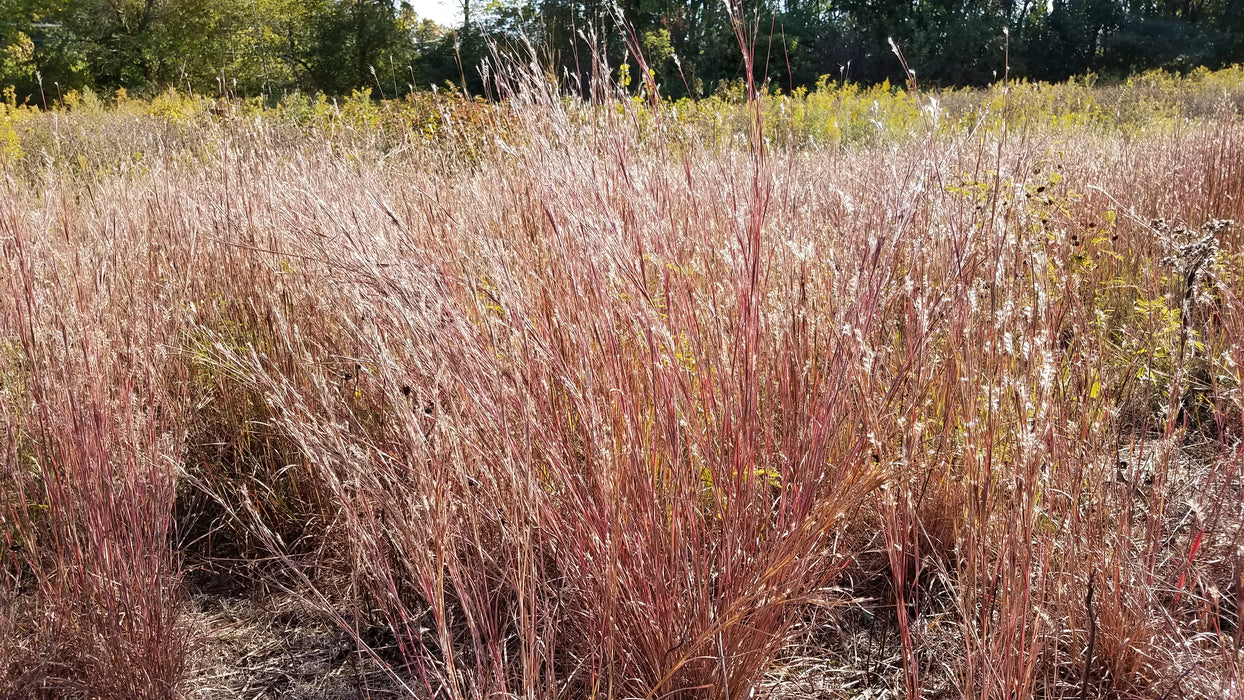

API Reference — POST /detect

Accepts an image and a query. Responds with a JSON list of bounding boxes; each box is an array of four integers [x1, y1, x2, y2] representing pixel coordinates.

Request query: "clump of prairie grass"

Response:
[[1, 59, 1243, 700], [1, 179, 189, 697]]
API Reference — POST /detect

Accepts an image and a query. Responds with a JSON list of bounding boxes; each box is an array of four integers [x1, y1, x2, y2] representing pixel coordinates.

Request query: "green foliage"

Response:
[[0, 0, 429, 98], [1, 0, 1243, 100]]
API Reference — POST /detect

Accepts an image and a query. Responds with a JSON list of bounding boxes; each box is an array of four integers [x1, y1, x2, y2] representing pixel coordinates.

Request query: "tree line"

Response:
[[1, 0, 1242, 105]]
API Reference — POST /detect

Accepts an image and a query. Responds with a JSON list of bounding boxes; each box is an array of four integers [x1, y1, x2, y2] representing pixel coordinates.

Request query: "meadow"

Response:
[[1, 63, 1243, 699]]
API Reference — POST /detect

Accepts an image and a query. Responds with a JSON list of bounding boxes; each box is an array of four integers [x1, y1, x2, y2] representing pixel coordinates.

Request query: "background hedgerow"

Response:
[[1, 65, 1243, 699]]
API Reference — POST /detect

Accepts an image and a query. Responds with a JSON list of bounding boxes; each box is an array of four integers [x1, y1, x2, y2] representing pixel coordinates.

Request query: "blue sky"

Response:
[[408, 0, 460, 27]]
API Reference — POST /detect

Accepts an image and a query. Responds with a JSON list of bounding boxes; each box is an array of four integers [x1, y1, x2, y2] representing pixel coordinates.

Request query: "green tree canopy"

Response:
[[1, 0, 1242, 102]]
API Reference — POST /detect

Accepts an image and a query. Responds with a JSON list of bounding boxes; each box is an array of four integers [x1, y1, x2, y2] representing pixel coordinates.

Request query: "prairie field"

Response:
[[1, 68, 1243, 699]]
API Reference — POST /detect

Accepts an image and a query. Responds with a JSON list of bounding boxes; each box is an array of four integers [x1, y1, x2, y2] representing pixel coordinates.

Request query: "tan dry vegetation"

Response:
[[1, 73, 1243, 699]]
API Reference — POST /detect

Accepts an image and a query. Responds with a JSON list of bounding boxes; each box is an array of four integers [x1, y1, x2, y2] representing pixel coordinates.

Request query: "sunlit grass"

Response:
[[1, 62, 1242, 698]]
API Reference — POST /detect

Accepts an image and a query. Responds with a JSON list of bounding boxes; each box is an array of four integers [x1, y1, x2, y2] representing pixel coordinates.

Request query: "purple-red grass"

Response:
[[0, 62, 1242, 699]]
